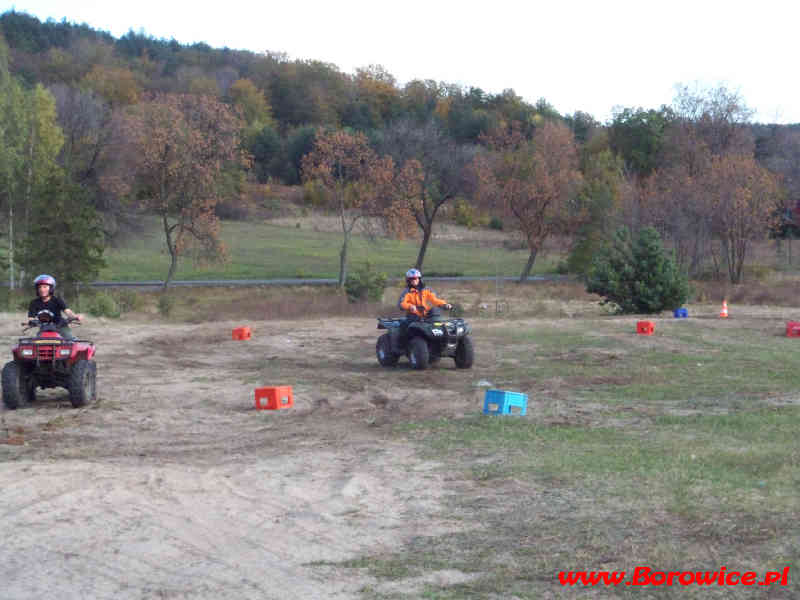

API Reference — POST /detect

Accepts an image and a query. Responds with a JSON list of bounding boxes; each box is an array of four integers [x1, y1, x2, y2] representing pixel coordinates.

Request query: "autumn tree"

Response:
[[373, 119, 476, 269], [301, 129, 394, 287], [704, 155, 780, 283], [351, 65, 401, 129], [228, 78, 272, 127], [81, 64, 140, 108], [401, 79, 442, 123], [478, 120, 583, 282], [635, 85, 761, 279], [112, 93, 246, 289]]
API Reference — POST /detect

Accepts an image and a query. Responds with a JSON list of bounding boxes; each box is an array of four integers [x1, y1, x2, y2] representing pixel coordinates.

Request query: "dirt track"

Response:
[[0, 314, 489, 599]]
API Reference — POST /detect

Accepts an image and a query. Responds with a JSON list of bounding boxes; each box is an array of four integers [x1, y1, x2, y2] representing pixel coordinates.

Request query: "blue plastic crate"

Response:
[[673, 307, 688, 318], [483, 389, 527, 416]]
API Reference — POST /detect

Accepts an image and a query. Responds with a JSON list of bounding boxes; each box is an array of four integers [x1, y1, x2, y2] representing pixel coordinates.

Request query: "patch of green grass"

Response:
[[354, 409, 800, 598], [483, 319, 800, 407], [99, 217, 554, 281]]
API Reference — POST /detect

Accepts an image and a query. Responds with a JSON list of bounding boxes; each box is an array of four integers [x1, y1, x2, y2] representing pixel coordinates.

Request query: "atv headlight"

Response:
[[59, 348, 71, 357], [457, 326, 464, 335], [21, 348, 34, 356], [432, 328, 443, 336]]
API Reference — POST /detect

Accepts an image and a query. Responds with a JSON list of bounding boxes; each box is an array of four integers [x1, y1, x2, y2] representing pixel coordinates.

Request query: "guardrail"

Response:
[[2, 274, 571, 289]]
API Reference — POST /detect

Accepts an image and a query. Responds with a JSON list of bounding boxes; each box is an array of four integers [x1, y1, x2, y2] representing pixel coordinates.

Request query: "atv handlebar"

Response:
[[22, 315, 81, 330], [411, 304, 453, 319]]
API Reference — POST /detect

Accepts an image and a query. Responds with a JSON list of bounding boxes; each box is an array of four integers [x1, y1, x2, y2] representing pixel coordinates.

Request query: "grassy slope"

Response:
[[99, 217, 555, 281]]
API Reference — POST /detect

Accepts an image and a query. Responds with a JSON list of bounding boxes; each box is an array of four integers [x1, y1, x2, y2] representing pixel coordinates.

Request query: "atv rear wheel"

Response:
[[454, 336, 474, 369], [376, 333, 399, 367], [408, 337, 430, 370], [2, 361, 27, 410], [68, 359, 96, 408]]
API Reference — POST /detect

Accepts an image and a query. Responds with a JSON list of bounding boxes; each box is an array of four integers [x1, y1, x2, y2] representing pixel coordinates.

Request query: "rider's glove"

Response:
[[444, 303, 453, 310], [28, 319, 37, 327]]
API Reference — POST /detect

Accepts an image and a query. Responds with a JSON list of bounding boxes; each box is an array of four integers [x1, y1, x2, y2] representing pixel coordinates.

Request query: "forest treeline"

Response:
[[1, 10, 800, 291]]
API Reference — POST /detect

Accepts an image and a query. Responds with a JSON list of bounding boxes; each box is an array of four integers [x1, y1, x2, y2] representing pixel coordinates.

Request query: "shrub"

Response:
[[586, 226, 689, 314], [157, 293, 175, 317], [488, 216, 504, 231], [86, 292, 121, 318], [115, 289, 143, 313], [302, 180, 327, 207], [453, 199, 477, 228], [344, 262, 387, 303]]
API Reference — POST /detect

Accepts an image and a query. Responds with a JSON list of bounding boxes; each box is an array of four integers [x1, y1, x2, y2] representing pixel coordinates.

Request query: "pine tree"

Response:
[[586, 227, 689, 314]]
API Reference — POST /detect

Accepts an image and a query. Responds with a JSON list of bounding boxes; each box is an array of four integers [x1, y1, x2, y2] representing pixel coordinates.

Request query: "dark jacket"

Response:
[[28, 296, 68, 325]]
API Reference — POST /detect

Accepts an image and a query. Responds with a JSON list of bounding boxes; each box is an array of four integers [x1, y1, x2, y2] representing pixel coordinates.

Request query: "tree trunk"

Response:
[[24, 120, 34, 242], [163, 216, 177, 291], [338, 232, 350, 288], [415, 223, 433, 270], [7, 200, 13, 290], [518, 247, 538, 283]]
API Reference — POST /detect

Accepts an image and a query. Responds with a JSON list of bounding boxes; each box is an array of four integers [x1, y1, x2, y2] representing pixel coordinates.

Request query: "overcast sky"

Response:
[[4, 0, 798, 124]]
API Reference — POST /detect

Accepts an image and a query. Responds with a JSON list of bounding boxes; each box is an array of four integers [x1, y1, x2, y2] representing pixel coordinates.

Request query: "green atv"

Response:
[[376, 307, 474, 370]]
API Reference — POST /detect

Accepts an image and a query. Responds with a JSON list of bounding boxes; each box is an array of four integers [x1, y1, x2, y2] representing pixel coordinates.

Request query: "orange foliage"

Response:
[[705, 154, 780, 283], [114, 93, 247, 287], [478, 121, 582, 278]]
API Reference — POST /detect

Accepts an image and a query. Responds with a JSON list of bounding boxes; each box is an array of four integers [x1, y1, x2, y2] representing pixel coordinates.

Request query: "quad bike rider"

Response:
[[27, 274, 83, 339], [2, 274, 96, 409], [376, 268, 474, 370]]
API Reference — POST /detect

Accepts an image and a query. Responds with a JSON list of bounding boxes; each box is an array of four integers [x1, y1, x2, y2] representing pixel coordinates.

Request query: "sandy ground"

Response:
[[0, 313, 487, 600]]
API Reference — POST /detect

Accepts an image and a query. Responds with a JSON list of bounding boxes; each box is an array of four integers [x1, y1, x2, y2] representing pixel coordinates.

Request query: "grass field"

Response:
[[313, 303, 800, 598], [98, 216, 559, 281]]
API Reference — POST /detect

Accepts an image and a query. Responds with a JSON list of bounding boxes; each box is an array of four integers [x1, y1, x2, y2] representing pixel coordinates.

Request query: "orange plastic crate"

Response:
[[232, 326, 251, 340], [636, 321, 655, 335], [254, 386, 293, 410]]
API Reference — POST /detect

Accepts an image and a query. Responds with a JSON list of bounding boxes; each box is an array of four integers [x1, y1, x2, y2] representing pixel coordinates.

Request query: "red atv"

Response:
[[2, 313, 97, 409]]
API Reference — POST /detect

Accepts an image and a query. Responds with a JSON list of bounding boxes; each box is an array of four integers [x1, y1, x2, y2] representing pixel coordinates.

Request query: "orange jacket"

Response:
[[398, 286, 447, 316]]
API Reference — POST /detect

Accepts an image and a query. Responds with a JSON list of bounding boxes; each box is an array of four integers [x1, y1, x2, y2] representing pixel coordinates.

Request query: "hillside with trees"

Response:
[[1, 10, 798, 292]]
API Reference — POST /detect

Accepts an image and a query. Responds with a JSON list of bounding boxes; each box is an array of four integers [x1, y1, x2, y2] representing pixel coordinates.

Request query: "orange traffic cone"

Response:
[[719, 300, 729, 318]]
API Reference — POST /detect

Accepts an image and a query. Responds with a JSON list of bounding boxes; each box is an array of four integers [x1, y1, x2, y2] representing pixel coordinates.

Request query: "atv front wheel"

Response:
[[376, 333, 399, 367], [23, 375, 36, 404], [408, 337, 430, 370], [68, 359, 97, 408], [2, 361, 27, 410], [454, 336, 474, 369]]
